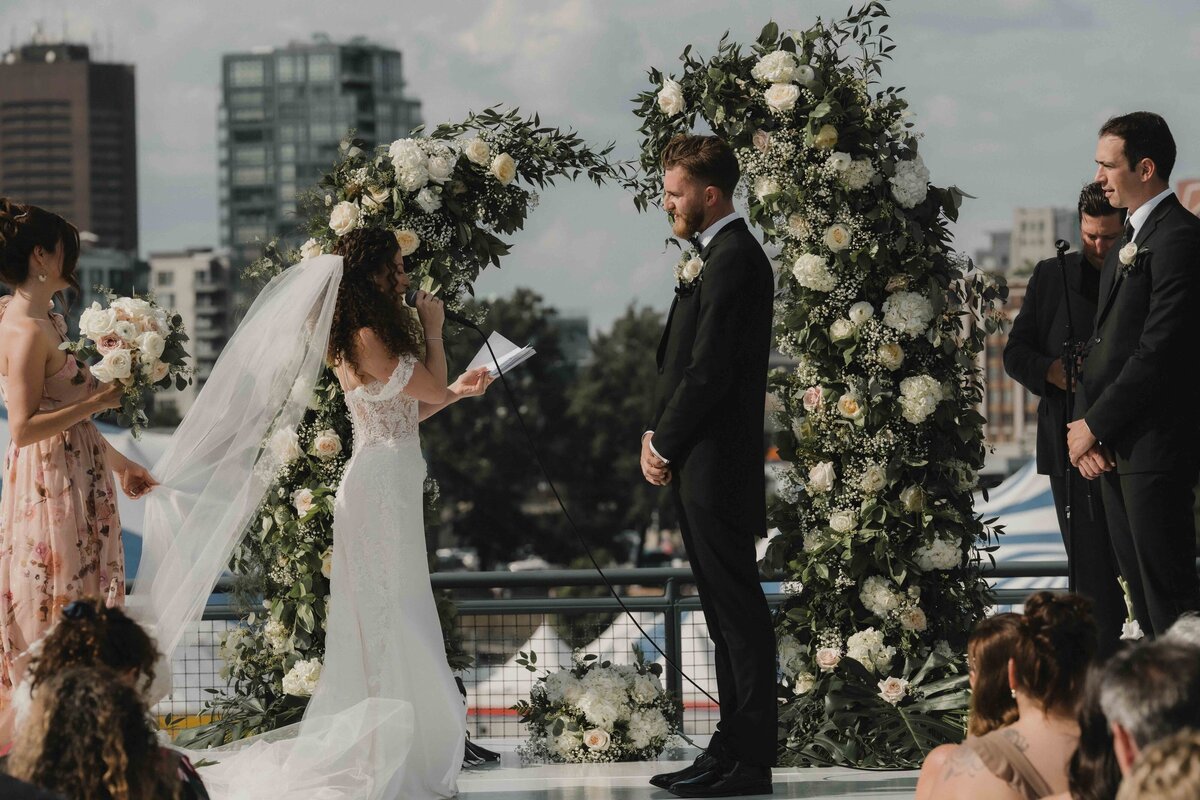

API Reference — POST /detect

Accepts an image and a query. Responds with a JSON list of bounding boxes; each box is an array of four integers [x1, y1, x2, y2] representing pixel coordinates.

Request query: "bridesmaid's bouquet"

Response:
[[62, 289, 192, 436]]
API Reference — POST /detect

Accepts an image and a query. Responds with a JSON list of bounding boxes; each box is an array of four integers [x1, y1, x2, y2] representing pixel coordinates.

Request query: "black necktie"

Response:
[[688, 235, 702, 252], [1124, 220, 1134, 243]]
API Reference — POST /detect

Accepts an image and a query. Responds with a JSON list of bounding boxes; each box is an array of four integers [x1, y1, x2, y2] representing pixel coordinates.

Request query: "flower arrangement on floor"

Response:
[[632, 2, 1007, 768], [173, 109, 626, 746], [512, 647, 682, 763], [63, 290, 192, 436]]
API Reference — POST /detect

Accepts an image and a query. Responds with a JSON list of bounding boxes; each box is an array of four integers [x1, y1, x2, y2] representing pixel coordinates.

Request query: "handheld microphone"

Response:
[[1055, 239, 1071, 254], [404, 289, 475, 328]]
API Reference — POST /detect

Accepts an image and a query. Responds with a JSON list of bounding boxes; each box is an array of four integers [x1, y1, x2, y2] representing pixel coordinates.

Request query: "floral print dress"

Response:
[[0, 296, 123, 732]]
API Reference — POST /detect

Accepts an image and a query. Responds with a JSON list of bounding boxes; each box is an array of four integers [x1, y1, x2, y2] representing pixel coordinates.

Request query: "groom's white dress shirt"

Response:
[[1127, 187, 1174, 241]]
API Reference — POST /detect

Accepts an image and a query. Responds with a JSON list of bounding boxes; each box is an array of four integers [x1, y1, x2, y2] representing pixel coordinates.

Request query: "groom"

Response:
[[1069, 112, 1200, 636], [642, 134, 776, 797]]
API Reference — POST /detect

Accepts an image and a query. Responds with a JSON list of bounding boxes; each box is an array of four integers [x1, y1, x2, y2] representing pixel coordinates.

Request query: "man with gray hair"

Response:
[[1100, 639, 1200, 775]]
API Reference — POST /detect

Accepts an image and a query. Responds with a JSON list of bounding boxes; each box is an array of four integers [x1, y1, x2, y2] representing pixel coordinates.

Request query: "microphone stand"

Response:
[[1054, 239, 1082, 592]]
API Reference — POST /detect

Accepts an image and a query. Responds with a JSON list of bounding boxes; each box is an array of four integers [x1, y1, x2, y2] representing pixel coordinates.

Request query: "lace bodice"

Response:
[[343, 354, 420, 450]]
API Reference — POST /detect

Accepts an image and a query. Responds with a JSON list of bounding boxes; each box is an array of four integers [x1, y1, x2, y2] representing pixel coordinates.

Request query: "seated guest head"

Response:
[[7, 666, 180, 800], [1161, 612, 1200, 648], [967, 612, 1021, 737], [1068, 665, 1123, 800], [1010, 591, 1096, 716], [1100, 639, 1200, 775], [28, 597, 158, 697], [1077, 181, 1125, 269], [1115, 728, 1200, 800]]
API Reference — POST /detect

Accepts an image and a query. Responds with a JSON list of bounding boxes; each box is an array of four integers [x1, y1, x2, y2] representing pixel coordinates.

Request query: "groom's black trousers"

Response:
[[672, 485, 777, 766]]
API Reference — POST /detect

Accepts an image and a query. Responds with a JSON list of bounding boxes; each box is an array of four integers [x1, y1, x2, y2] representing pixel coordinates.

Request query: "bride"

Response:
[[128, 226, 492, 798]]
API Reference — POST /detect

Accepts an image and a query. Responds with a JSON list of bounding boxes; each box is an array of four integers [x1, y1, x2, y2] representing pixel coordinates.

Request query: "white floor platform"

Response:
[[458, 741, 919, 799]]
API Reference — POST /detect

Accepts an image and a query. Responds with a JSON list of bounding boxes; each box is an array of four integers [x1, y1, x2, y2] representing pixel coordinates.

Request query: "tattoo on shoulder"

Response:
[[1000, 727, 1029, 752], [941, 746, 984, 781]]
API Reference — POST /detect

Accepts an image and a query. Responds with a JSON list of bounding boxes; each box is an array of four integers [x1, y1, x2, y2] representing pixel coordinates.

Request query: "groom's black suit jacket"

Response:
[[1078, 194, 1200, 474], [651, 218, 774, 535]]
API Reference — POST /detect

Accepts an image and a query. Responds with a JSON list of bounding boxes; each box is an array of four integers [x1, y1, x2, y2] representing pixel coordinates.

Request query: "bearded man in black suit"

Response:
[[1069, 112, 1200, 637], [641, 135, 776, 798], [1003, 182, 1126, 653]]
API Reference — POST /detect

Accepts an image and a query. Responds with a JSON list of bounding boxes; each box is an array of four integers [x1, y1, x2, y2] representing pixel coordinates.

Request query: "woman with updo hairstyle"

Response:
[[0, 198, 156, 743], [921, 591, 1097, 800]]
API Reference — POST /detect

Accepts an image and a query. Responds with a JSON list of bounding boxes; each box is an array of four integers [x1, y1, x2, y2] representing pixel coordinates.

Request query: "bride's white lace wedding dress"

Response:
[[196, 353, 466, 799]]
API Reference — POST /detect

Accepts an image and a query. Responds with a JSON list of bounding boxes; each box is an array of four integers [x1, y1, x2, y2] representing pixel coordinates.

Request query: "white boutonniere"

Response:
[[1118, 242, 1149, 276], [673, 249, 705, 292], [1117, 576, 1145, 641]]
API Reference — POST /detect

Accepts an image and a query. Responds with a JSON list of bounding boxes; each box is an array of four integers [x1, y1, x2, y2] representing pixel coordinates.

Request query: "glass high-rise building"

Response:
[[218, 34, 422, 270]]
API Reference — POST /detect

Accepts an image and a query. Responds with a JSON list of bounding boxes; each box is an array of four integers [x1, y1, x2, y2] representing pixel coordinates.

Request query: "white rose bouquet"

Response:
[[513, 646, 681, 763], [62, 288, 192, 436]]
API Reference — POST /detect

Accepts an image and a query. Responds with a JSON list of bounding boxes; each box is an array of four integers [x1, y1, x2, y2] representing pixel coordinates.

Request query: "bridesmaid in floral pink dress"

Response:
[[0, 199, 156, 740]]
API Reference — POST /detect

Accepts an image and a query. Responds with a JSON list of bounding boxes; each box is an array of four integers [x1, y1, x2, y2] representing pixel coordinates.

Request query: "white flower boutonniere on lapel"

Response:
[[673, 249, 705, 295], [1118, 242, 1149, 276]]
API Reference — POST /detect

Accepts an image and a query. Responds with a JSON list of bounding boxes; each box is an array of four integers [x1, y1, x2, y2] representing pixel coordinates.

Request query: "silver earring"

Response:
[[37, 272, 47, 283]]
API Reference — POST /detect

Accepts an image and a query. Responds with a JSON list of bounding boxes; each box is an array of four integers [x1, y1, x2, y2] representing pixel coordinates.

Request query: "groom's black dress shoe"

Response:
[[667, 760, 773, 797], [649, 751, 721, 790]]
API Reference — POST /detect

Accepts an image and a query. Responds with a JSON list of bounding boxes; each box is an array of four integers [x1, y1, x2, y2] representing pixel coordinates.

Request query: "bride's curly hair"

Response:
[[328, 227, 422, 378], [8, 666, 179, 800]]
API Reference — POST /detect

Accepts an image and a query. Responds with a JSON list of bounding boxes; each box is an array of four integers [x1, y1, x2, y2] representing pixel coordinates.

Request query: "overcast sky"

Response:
[[4, 0, 1200, 330]]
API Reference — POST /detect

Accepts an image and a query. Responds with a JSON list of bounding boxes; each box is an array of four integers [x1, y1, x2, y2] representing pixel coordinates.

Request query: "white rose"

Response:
[[113, 321, 139, 343], [848, 301, 874, 326], [764, 83, 801, 114], [490, 152, 517, 186], [320, 547, 333, 579], [426, 154, 455, 184], [1118, 242, 1138, 266], [99, 349, 132, 381], [752, 129, 771, 153], [827, 152, 852, 172], [583, 728, 611, 751], [792, 253, 836, 292], [802, 385, 824, 413], [860, 576, 900, 617], [300, 238, 323, 260], [311, 429, 342, 461], [415, 187, 442, 214], [877, 676, 909, 705], [754, 176, 781, 201], [329, 201, 361, 236], [751, 50, 799, 84], [463, 137, 491, 167], [135, 331, 165, 360], [393, 229, 421, 257], [90, 359, 116, 383], [899, 606, 928, 632], [914, 535, 963, 571], [786, 213, 811, 241], [147, 361, 170, 383], [814, 124, 839, 149], [829, 318, 855, 341], [361, 185, 389, 213], [794, 64, 817, 87], [836, 393, 864, 421], [793, 671, 816, 695], [657, 77, 686, 117], [282, 658, 322, 697], [270, 426, 301, 464], [681, 256, 704, 282], [79, 303, 118, 338], [877, 342, 905, 371], [823, 223, 852, 252], [860, 463, 887, 494], [808, 461, 835, 493], [292, 487, 316, 516], [900, 484, 926, 512], [815, 647, 842, 672], [829, 510, 857, 533]]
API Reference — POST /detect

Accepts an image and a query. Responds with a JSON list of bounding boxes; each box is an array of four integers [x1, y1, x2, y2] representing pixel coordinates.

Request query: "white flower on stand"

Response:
[[890, 155, 931, 208], [311, 429, 343, 461], [393, 229, 421, 257], [814, 124, 839, 149], [900, 484, 926, 512], [860, 463, 887, 494], [627, 709, 670, 750], [270, 426, 302, 464], [793, 672, 817, 695], [846, 628, 896, 674], [463, 137, 492, 166], [754, 176, 781, 200], [830, 319, 856, 342], [329, 201, 362, 236], [860, 576, 901, 617], [490, 153, 518, 185], [815, 647, 842, 673], [415, 187, 442, 214], [282, 658, 323, 697], [823, 223, 851, 252], [292, 487, 316, 517], [263, 619, 290, 654], [829, 509, 857, 533], [320, 547, 333, 579], [882, 291, 934, 337], [836, 393, 864, 422], [764, 83, 801, 114], [899, 605, 928, 632], [848, 301, 874, 326], [877, 342, 905, 371], [914, 535, 963, 571], [807, 461, 836, 493], [792, 253, 836, 292], [657, 78, 685, 116], [300, 238, 323, 260], [751, 50, 799, 83], [899, 375, 944, 424], [844, 159, 877, 190], [426, 152, 456, 184], [827, 152, 852, 172], [794, 65, 817, 87], [877, 676, 909, 705]]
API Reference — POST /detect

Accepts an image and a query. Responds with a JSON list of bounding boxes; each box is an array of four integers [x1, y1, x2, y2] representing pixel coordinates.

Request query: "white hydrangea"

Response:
[[890, 154, 931, 208], [844, 159, 877, 190], [899, 375, 944, 424], [576, 690, 625, 731], [388, 138, 429, 191], [269, 426, 302, 464], [543, 669, 585, 705], [628, 673, 662, 705], [263, 619, 290, 654], [282, 658, 322, 697], [846, 627, 896, 674], [751, 50, 799, 84], [627, 708, 670, 751], [792, 253, 836, 292], [914, 535, 963, 571], [882, 291, 935, 338], [859, 576, 901, 617]]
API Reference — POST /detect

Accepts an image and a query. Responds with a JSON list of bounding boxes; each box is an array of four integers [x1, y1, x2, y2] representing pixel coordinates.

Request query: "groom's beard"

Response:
[[670, 209, 705, 239]]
